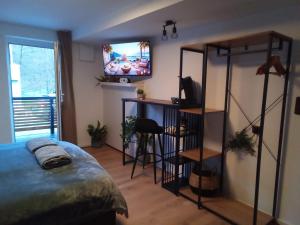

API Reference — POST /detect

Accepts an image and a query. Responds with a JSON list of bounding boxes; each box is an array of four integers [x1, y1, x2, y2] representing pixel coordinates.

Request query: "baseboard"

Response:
[[105, 143, 122, 152], [278, 218, 291, 225]]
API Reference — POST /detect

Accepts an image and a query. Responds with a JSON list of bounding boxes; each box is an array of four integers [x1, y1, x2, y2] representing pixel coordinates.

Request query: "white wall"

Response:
[[102, 85, 140, 152], [72, 43, 103, 147], [102, 7, 300, 225], [0, 22, 57, 143]]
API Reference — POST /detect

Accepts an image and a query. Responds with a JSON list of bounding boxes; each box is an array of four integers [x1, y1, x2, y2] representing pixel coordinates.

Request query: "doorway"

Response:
[[8, 41, 60, 142]]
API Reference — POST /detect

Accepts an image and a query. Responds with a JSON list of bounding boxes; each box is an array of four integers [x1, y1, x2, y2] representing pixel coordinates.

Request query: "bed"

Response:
[[0, 141, 128, 225]]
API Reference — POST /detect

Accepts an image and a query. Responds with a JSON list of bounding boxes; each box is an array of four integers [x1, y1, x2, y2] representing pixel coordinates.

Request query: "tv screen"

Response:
[[102, 41, 151, 76]]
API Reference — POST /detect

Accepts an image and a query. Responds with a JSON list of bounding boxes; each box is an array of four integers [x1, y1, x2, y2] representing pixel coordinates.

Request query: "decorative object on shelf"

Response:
[[227, 129, 256, 156], [165, 117, 188, 136], [87, 121, 107, 147], [189, 164, 219, 197], [256, 55, 286, 76], [161, 20, 178, 41], [171, 97, 180, 104], [119, 77, 130, 83], [137, 88, 145, 100], [295, 97, 300, 115], [165, 125, 186, 136], [180, 76, 199, 107]]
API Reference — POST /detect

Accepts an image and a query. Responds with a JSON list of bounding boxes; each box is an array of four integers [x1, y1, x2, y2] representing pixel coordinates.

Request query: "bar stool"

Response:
[[131, 118, 164, 184]]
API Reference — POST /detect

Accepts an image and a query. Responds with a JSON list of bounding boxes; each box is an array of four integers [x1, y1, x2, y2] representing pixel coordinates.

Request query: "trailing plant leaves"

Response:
[[227, 129, 256, 156]]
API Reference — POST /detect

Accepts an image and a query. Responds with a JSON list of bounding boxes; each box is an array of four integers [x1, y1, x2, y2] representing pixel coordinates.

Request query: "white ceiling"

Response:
[[0, 0, 299, 43]]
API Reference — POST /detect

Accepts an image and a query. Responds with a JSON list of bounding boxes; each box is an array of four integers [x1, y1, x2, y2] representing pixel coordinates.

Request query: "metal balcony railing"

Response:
[[12, 97, 57, 134]]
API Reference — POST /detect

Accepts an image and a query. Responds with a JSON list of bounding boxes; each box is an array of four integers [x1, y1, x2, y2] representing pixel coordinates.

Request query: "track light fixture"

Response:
[[162, 25, 168, 41], [161, 20, 178, 41]]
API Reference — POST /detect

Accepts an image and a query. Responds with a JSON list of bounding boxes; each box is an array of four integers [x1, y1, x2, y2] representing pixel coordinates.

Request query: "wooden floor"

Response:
[[85, 146, 228, 225]]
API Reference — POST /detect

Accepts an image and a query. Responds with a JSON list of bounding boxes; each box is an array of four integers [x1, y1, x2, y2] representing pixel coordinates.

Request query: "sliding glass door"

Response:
[[8, 40, 61, 142]]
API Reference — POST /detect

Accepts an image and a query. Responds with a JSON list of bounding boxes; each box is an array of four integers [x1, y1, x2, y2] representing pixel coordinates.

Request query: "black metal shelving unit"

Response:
[[161, 31, 293, 225]]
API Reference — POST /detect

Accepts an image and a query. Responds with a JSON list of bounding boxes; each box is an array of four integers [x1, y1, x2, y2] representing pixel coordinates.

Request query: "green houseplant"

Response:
[[87, 121, 107, 147], [137, 89, 145, 100], [120, 116, 137, 148], [120, 115, 152, 149], [226, 129, 256, 156], [95, 75, 107, 86]]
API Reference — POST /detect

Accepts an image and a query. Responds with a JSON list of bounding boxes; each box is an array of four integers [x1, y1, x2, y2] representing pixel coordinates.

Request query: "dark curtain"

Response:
[[57, 31, 77, 144]]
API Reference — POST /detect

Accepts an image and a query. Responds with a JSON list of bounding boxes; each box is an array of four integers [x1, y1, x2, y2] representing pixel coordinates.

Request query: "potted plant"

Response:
[[87, 121, 107, 147], [120, 116, 137, 148], [137, 89, 145, 100], [95, 75, 107, 86], [120, 115, 152, 149], [226, 129, 256, 156]]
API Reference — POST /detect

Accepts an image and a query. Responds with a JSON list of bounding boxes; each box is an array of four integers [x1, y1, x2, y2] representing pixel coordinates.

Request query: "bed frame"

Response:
[[12, 209, 116, 225]]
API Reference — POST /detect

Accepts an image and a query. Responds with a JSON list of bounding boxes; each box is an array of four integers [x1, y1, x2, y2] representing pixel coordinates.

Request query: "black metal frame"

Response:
[[167, 32, 293, 225], [204, 33, 292, 225]]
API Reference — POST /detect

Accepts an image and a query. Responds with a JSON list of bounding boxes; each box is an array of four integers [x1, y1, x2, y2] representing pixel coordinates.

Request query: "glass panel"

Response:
[[9, 43, 58, 142]]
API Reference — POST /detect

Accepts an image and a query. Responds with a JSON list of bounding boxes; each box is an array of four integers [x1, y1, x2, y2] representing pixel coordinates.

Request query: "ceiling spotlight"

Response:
[[161, 25, 168, 41], [171, 23, 178, 39], [161, 20, 178, 41]]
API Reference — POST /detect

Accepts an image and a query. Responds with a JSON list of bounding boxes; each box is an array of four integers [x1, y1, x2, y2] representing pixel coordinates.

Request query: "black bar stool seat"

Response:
[[131, 118, 164, 184]]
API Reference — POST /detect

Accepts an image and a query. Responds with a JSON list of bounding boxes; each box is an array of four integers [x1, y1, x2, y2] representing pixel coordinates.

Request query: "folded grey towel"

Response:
[[26, 137, 57, 153], [35, 145, 72, 170]]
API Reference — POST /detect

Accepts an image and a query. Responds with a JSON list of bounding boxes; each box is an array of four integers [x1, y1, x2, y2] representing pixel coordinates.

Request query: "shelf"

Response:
[[179, 186, 273, 225], [123, 97, 177, 107], [165, 130, 198, 137], [165, 155, 189, 165], [100, 82, 143, 88], [179, 108, 223, 115], [206, 31, 292, 49], [179, 148, 221, 162]]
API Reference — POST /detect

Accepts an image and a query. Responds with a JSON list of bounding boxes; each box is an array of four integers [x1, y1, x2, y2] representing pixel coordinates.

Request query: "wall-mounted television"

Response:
[[102, 41, 151, 76]]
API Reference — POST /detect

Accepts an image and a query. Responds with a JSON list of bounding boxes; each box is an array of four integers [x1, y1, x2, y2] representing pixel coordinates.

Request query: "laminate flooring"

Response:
[[85, 146, 228, 225]]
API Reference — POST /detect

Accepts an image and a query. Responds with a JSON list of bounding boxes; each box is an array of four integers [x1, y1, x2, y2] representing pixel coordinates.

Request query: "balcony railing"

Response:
[[13, 97, 57, 134]]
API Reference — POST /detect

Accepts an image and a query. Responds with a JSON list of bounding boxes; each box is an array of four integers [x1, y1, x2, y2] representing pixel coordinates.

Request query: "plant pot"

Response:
[[91, 138, 105, 148], [137, 94, 145, 100]]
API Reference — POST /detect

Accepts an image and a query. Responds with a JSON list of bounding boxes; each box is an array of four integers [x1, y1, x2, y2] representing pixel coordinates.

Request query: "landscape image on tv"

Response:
[[102, 41, 151, 76]]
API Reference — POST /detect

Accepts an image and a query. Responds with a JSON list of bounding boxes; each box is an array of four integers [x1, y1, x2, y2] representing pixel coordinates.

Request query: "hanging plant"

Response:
[[226, 129, 256, 156]]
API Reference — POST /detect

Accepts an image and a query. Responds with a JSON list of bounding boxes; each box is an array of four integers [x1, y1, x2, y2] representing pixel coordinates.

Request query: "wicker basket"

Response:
[[189, 167, 219, 197]]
